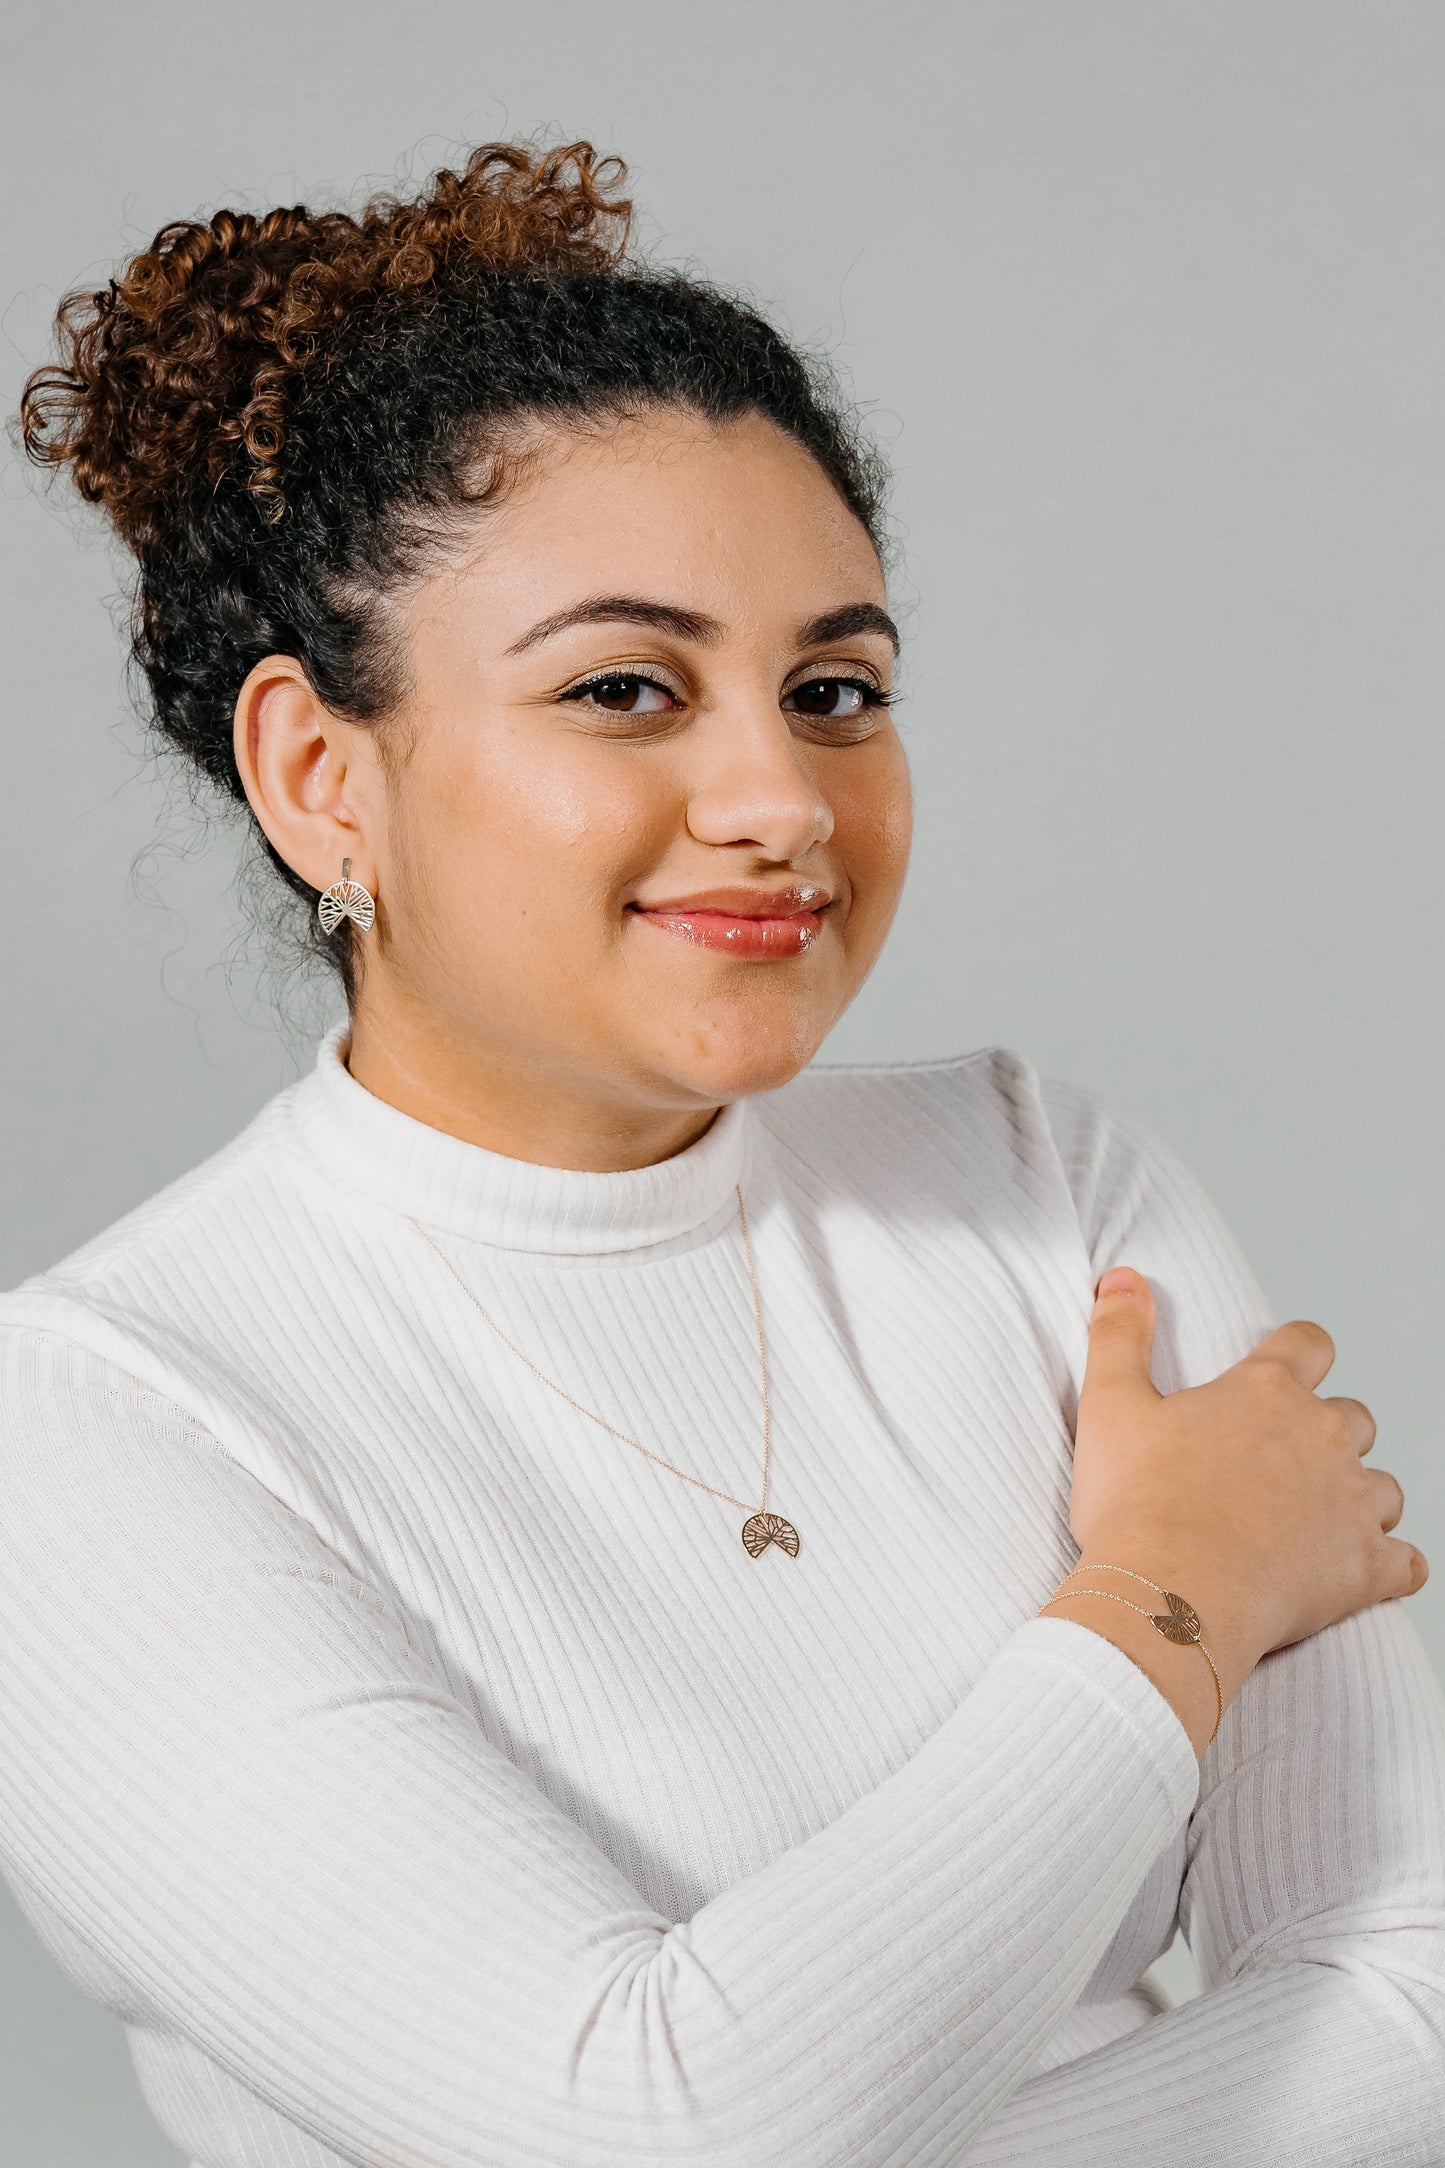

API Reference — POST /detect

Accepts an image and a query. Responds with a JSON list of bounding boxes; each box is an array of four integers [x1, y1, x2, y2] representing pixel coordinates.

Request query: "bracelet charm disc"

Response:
[[1150, 1590, 1203, 1644]]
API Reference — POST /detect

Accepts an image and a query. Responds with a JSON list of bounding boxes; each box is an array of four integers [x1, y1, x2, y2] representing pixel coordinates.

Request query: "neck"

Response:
[[345, 1008, 723, 1173]]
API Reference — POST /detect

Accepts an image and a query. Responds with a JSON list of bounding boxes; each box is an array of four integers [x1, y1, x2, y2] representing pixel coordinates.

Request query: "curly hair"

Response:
[[18, 139, 890, 995]]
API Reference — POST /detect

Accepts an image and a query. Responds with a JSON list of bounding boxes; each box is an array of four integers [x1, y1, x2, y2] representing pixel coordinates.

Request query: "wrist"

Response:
[[1066, 1537, 1270, 1675], [1046, 1546, 1264, 1741], [1037, 1582, 1223, 1756]]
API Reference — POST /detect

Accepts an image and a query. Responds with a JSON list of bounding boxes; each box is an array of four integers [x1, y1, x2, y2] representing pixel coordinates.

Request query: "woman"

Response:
[[2, 140, 1441, 2168]]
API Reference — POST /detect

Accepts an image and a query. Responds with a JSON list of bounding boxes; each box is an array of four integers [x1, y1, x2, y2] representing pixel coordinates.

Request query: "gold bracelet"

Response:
[[1037, 1564, 1224, 1748]]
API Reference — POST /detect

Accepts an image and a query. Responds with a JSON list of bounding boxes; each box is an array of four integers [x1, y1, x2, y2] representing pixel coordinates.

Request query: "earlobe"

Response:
[[232, 655, 377, 899]]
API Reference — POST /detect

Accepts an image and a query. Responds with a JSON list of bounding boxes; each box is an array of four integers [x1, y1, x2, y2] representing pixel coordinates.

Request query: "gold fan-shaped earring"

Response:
[[317, 858, 376, 935]]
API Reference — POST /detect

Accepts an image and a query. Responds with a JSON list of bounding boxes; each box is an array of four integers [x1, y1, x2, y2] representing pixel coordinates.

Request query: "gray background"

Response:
[[4, 3, 1443, 2159]]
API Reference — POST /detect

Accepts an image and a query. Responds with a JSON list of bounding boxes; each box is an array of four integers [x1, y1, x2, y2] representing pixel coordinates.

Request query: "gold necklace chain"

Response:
[[409, 1185, 800, 1558]]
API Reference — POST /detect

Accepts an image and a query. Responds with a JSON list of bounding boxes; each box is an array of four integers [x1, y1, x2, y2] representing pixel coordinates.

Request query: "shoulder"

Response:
[[0, 1068, 323, 1403], [8, 1082, 296, 1276], [754, 1048, 1275, 1388], [759, 1045, 1223, 1214], [753, 1042, 1137, 1204], [0, 1072, 358, 1557]]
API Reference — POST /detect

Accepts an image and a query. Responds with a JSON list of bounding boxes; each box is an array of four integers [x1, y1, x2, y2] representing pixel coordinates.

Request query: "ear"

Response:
[[232, 656, 384, 897]]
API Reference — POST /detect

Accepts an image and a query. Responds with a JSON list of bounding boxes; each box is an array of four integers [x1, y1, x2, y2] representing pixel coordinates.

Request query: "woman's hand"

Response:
[[1067, 1266, 1428, 1683]]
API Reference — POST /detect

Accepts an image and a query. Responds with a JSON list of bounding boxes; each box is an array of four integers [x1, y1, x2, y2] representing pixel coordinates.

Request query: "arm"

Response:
[[0, 1329, 1199, 2168], [958, 1083, 1445, 2165]]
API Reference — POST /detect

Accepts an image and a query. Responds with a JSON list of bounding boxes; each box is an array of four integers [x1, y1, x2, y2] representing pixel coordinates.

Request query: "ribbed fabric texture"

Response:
[[1, 1031, 1442, 2167]]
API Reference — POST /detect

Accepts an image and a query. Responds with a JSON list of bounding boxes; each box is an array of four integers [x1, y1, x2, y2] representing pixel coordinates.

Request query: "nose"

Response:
[[684, 711, 835, 860]]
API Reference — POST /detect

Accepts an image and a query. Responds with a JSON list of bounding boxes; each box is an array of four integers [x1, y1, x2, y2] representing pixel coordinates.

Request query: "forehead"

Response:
[[432, 408, 885, 641]]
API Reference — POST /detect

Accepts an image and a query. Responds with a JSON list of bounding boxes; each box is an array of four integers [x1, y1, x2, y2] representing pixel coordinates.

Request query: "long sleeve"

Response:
[[955, 1087, 1445, 2165], [0, 1329, 1198, 2168]]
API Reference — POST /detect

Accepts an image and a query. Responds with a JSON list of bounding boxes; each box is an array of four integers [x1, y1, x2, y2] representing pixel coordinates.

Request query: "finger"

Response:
[[1364, 1465, 1406, 1534], [1377, 1535, 1428, 1601], [1245, 1318, 1336, 1394], [1080, 1267, 1161, 1403], [1323, 1394, 1377, 1456]]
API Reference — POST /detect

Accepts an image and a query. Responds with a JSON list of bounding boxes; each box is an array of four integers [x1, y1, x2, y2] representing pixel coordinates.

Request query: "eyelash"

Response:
[[557, 671, 896, 711]]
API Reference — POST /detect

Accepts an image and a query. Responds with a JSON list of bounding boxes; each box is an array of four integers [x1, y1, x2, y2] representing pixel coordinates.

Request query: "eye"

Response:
[[560, 671, 680, 715], [782, 676, 892, 722]]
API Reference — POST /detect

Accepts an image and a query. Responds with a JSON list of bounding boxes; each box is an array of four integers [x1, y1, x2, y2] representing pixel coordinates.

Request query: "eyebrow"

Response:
[[796, 603, 901, 655], [502, 594, 901, 657]]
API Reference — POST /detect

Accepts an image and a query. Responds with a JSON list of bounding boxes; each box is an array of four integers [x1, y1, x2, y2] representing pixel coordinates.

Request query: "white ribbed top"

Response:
[[1, 1032, 1442, 2167]]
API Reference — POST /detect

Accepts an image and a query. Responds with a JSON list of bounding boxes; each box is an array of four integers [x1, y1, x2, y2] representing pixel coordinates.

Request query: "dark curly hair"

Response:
[[17, 139, 890, 997]]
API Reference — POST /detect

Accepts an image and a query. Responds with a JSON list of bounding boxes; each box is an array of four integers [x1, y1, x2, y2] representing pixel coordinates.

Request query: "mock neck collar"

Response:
[[286, 1026, 750, 1255]]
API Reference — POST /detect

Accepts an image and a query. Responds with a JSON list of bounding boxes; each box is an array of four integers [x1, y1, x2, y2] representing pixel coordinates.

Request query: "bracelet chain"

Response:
[[1037, 1564, 1224, 1747]]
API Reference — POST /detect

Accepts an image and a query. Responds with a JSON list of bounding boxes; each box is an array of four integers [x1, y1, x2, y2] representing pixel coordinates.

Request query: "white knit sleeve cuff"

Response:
[[1010, 1611, 1203, 1822]]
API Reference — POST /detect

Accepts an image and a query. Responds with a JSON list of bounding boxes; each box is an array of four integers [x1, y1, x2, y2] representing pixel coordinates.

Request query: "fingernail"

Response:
[[1096, 1268, 1135, 1297]]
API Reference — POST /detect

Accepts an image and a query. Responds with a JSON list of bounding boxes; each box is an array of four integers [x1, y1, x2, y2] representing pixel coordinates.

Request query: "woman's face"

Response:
[[247, 408, 912, 1161]]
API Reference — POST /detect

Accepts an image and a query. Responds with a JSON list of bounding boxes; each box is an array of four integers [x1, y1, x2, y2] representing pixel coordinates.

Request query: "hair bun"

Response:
[[18, 140, 633, 541]]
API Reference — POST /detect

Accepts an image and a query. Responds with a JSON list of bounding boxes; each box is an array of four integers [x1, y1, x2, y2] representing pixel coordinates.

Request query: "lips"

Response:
[[629, 884, 834, 959]]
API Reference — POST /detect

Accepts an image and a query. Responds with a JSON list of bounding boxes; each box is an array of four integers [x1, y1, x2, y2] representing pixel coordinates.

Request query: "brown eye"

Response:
[[564, 672, 677, 714], [783, 677, 885, 720]]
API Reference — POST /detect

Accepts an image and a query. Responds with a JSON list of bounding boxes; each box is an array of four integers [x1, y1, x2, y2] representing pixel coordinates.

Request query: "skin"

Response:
[[234, 408, 912, 1169]]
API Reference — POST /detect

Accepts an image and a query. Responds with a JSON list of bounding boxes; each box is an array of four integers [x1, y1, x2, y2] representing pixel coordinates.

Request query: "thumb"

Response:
[[1081, 1265, 1160, 1406]]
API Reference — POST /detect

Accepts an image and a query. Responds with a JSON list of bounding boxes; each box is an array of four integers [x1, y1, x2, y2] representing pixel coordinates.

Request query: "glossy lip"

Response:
[[628, 882, 835, 959]]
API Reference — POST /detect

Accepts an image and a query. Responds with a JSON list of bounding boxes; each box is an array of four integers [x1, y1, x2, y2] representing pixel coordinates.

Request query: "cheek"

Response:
[[391, 721, 671, 941], [832, 738, 914, 910]]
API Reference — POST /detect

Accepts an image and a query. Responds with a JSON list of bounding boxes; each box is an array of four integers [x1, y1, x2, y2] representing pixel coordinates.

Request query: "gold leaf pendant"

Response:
[[741, 1512, 800, 1558]]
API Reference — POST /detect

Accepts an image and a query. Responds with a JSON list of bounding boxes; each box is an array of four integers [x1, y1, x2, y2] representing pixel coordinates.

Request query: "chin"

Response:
[[659, 1002, 837, 1105]]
